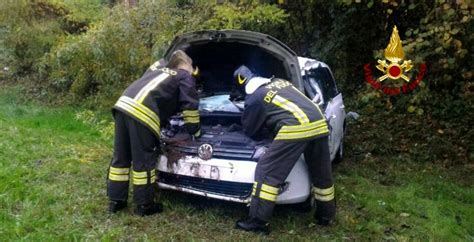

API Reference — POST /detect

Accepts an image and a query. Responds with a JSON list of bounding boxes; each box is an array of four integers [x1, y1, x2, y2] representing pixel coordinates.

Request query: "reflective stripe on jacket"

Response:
[[113, 66, 200, 137], [242, 78, 328, 141]]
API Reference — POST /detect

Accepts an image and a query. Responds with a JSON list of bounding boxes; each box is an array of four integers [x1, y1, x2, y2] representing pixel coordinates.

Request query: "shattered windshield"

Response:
[[199, 95, 243, 113]]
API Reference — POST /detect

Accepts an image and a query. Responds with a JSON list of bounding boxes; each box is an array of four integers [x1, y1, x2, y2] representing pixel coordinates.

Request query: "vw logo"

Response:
[[198, 143, 213, 160]]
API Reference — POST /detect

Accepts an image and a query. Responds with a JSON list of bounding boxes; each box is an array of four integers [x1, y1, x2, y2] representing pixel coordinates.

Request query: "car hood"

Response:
[[164, 30, 303, 88]]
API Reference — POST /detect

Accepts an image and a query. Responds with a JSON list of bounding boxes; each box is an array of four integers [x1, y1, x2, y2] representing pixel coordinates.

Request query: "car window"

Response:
[[309, 67, 338, 102]]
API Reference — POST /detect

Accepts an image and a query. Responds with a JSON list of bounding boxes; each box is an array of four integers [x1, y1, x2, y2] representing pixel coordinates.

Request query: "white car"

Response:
[[157, 30, 346, 204]]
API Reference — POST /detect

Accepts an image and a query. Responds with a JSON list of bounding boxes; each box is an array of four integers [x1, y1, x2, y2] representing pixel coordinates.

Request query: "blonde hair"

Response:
[[167, 50, 193, 70]]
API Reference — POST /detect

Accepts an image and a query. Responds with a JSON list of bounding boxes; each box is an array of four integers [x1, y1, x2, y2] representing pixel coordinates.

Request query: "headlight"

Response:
[[252, 146, 268, 160]]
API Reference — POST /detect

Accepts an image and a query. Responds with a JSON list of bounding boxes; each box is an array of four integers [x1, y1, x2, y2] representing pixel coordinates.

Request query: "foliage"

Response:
[[41, 1, 207, 107], [203, 2, 288, 32], [0, 0, 104, 74], [75, 110, 114, 139], [40, 1, 286, 107]]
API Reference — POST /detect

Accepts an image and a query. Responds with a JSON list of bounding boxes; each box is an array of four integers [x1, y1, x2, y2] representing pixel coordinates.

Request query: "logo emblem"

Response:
[[364, 26, 427, 95], [376, 26, 413, 82], [198, 144, 213, 160], [237, 74, 247, 85]]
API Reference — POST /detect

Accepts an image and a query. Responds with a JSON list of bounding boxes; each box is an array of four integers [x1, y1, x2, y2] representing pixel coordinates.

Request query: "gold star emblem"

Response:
[[376, 26, 413, 82]]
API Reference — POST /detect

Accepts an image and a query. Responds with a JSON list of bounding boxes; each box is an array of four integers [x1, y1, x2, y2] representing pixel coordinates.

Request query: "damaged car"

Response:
[[157, 30, 346, 205]]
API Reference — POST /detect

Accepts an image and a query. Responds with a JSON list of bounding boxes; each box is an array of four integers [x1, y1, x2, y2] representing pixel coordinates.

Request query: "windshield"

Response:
[[199, 95, 243, 113]]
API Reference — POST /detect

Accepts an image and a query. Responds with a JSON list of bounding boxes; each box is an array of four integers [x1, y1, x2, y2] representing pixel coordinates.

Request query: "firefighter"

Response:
[[233, 65, 336, 234], [107, 50, 201, 216]]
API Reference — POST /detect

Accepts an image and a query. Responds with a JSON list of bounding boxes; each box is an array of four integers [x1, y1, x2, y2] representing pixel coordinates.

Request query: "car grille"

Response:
[[169, 145, 255, 160], [158, 172, 252, 198]]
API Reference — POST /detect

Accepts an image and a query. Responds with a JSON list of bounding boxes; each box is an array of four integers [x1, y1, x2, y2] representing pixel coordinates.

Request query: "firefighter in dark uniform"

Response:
[[107, 50, 201, 216], [233, 65, 336, 234]]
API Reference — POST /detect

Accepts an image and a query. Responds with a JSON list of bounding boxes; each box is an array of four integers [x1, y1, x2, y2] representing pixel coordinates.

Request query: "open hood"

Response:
[[164, 30, 303, 92]]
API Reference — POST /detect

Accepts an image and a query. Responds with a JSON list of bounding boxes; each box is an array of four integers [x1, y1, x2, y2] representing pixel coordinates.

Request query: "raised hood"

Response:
[[164, 30, 303, 92]]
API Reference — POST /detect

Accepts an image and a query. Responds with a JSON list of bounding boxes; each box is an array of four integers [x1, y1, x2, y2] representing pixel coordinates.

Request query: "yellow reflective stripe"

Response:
[[183, 110, 199, 116], [135, 73, 170, 103], [115, 97, 160, 135], [291, 86, 325, 118], [252, 182, 257, 196], [132, 170, 156, 185], [184, 117, 200, 124], [261, 184, 279, 195], [133, 175, 156, 185], [183, 110, 200, 124], [272, 95, 310, 124], [252, 182, 278, 201], [109, 167, 130, 174], [275, 126, 329, 140], [314, 193, 335, 201], [279, 120, 327, 133], [119, 96, 160, 123], [313, 186, 334, 195], [193, 129, 201, 137], [313, 186, 335, 202], [133, 170, 148, 178], [259, 190, 277, 201], [115, 101, 160, 135], [109, 173, 129, 182]]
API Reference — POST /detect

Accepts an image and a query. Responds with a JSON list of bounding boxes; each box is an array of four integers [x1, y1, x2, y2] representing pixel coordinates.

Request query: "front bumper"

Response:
[[156, 155, 311, 204]]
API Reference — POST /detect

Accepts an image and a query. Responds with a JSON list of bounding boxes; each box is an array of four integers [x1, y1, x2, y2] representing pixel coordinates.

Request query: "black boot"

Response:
[[315, 200, 336, 226], [109, 200, 127, 213], [134, 202, 163, 216], [235, 217, 270, 235]]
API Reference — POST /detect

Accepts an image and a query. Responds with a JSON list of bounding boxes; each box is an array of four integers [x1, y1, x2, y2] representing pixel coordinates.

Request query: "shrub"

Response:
[[0, 0, 104, 75], [42, 1, 287, 108]]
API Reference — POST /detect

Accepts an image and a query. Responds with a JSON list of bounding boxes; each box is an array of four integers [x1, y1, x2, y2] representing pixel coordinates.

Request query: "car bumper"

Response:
[[156, 155, 311, 204]]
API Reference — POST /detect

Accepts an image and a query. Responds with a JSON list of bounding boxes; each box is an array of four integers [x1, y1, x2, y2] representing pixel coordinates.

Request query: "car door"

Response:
[[302, 65, 345, 160]]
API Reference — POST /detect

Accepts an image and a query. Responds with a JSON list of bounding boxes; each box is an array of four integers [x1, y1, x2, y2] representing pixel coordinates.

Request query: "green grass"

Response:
[[0, 85, 473, 241]]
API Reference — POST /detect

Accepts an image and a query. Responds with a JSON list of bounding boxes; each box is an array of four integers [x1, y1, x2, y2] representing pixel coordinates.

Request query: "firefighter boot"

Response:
[[134, 202, 163, 216], [235, 217, 270, 235], [109, 200, 127, 213], [315, 200, 336, 226]]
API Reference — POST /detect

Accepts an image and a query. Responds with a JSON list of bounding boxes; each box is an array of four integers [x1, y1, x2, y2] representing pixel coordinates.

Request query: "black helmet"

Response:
[[233, 65, 256, 87]]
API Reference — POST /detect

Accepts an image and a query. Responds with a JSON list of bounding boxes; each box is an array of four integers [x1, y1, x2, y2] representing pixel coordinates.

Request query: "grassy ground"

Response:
[[0, 85, 473, 241]]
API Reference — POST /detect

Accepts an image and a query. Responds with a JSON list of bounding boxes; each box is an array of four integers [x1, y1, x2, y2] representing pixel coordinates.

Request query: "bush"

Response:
[[0, 0, 104, 75], [41, 1, 287, 108]]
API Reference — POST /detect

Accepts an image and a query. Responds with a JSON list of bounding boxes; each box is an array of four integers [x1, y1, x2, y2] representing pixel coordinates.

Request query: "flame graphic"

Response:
[[384, 26, 405, 63]]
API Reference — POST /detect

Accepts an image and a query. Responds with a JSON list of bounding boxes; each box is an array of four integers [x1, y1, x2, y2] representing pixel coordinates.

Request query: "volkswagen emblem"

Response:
[[198, 143, 213, 160]]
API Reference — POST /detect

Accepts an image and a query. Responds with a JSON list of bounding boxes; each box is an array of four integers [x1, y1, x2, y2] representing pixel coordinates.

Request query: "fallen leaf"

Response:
[[437, 129, 444, 134]]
